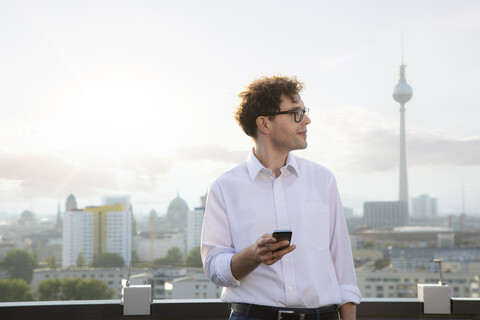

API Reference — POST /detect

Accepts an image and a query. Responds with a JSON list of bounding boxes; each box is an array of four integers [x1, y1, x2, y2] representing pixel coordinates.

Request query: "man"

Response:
[[201, 76, 360, 320]]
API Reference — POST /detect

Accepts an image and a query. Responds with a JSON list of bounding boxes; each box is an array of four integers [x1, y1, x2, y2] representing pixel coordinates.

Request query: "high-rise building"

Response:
[[62, 202, 132, 269], [186, 194, 206, 253], [363, 201, 409, 228], [412, 194, 438, 218]]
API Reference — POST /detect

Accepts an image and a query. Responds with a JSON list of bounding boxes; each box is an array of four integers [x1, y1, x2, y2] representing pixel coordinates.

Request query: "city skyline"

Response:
[[0, 1, 479, 218]]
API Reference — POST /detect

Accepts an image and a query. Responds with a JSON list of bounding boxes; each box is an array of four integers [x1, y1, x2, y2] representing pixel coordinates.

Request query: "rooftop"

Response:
[[0, 298, 479, 320]]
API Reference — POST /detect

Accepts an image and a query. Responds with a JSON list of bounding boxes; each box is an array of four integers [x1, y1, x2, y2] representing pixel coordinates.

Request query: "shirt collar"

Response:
[[246, 148, 300, 182]]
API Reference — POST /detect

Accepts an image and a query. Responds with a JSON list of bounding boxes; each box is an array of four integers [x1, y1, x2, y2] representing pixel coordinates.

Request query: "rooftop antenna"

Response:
[[432, 258, 446, 285], [125, 260, 133, 287]]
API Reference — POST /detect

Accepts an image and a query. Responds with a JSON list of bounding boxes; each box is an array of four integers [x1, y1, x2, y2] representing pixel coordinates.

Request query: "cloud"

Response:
[[409, 135, 480, 166], [0, 150, 174, 199], [312, 105, 480, 172], [0, 144, 245, 209], [447, 3, 480, 30], [174, 144, 247, 164]]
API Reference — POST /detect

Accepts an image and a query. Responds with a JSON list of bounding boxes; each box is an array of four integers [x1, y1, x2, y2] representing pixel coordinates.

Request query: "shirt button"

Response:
[[285, 258, 290, 263], [288, 286, 293, 292]]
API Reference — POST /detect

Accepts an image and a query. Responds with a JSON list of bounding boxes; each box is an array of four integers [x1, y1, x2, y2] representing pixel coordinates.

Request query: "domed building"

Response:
[[166, 194, 189, 230], [18, 210, 37, 225]]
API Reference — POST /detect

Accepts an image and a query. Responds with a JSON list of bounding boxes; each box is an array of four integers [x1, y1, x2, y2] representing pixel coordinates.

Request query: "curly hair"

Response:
[[234, 76, 304, 138]]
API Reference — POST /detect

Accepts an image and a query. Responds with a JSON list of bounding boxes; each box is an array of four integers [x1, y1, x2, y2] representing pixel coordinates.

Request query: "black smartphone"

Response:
[[272, 229, 292, 252]]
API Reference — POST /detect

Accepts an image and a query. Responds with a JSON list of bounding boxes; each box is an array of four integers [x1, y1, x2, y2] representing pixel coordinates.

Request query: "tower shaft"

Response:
[[399, 103, 408, 203], [393, 63, 412, 206]]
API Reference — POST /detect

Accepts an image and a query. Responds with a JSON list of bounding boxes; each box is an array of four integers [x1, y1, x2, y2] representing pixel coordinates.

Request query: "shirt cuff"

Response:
[[215, 253, 241, 287], [340, 284, 362, 305]]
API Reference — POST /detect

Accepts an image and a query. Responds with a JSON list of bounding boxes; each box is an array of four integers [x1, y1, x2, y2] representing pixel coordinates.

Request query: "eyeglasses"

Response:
[[265, 107, 310, 123]]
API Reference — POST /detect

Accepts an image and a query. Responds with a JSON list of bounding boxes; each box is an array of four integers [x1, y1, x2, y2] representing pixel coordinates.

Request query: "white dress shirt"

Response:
[[201, 150, 361, 308]]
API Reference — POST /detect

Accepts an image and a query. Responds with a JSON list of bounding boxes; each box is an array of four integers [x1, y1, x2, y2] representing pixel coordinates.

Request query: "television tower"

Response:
[[392, 62, 413, 203]]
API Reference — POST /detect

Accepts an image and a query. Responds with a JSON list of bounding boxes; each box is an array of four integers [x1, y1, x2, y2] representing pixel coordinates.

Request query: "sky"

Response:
[[0, 0, 479, 220]]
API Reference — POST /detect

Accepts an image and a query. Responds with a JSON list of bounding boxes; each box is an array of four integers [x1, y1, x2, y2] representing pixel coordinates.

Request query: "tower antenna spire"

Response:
[[401, 0, 405, 64]]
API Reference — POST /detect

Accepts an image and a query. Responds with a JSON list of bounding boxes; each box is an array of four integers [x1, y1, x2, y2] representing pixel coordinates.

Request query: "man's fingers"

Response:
[[259, 244, 297, 265], [271, 244, 296, 260], [269, 240, 290, 252]]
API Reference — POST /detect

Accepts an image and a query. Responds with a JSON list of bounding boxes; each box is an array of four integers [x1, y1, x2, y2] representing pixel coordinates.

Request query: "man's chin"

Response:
[[293, 142, 308, 151]]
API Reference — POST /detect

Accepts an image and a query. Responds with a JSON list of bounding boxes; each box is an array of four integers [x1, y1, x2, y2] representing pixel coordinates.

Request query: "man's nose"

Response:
[[303, 113, 311, 124]]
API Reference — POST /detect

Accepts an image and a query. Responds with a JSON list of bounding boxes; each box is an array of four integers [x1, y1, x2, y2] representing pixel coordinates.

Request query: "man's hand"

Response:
[[256, 233, 295, 265], [231, 233, 296, 280]]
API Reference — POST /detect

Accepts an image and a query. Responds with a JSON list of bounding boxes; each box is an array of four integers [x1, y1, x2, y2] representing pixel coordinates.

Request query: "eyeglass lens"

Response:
[[294, 108, 309, 122]]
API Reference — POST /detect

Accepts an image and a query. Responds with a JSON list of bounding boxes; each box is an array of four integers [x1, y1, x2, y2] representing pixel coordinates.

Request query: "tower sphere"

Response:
[[393, 82, 413, 104]]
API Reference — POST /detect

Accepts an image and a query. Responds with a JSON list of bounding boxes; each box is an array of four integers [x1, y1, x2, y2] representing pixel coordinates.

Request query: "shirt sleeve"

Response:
[[329, 176, 362, 305], [201, 180, 241, 288]]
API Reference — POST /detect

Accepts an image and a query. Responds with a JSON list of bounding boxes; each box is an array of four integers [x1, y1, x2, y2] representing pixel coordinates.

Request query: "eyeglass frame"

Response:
[[264, 107, 310, 123]]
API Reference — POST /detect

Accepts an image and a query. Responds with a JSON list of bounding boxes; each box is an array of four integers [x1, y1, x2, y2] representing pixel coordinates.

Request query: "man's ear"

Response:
[[256, 116, 270, 135]]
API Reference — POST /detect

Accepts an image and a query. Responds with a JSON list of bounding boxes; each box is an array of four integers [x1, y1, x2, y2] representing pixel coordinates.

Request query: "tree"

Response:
[[60, 278, 83, 300], [0, 279, 33, 302], [153, 247, 184, 267], [47, 256, 58, 269], [2, 249, 38, 284], [37, 278, 115, 300], [374, 259, 390, 270], [60, 278, 115, 300], [76, 253, 87, 268], [74, 279, 115, 300], [37, 279, 62, 301], [186, 246, 202, 267], [90, 253, 124, 268], [363, 240, 375, 249]]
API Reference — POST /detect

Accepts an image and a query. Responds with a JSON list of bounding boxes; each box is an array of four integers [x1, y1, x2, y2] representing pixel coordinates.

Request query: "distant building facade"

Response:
[[170, 272, 222, 299], [152, 267, 187, 299], [357, 270, 479, 298], [412, 194, 438, 218], [363, 201, 409, 228], [62, 203, 132, 268], [186, 195, 206, 253], [133, 232, 185, 262], [32, 268, 146, 299]]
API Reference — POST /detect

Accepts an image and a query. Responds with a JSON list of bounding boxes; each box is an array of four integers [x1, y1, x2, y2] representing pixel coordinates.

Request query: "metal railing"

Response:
[[0, 298, 479, 320]]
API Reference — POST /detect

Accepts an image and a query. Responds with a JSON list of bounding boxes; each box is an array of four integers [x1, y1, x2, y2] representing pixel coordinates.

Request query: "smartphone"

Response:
[[272, 229, 292, 252]]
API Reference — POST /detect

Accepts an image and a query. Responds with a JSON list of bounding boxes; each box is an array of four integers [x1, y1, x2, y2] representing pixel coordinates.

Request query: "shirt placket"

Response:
[[273, 171, 298, 305]]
